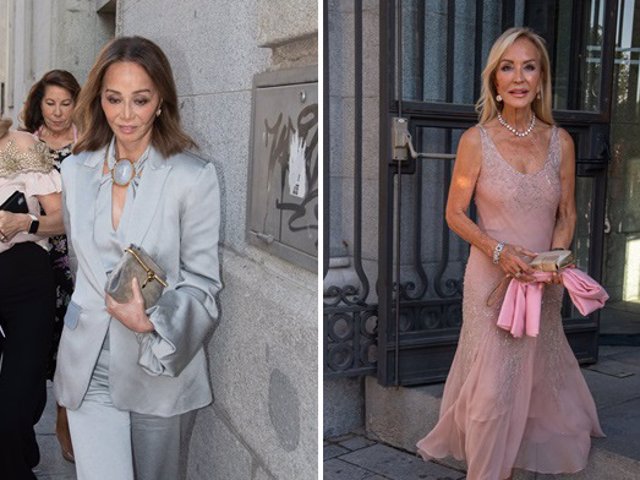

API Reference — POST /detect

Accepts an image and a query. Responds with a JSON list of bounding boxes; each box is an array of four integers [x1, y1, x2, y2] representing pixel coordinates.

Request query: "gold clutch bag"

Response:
[[529, 250, 574, 272], [105, 244, 168, 308]]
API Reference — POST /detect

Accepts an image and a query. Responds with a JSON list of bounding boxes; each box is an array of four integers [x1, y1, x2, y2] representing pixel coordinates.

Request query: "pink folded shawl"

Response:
[[497, 268, 609, 338]]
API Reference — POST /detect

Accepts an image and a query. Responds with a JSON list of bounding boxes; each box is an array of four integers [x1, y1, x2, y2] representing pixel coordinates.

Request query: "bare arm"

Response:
[[550, 128, 577, 250], [0, 132, 64, 239], [0, 192, 63, 239], [35, 192, 64, 235], [446, 127, 535, 278], [446, 128, 494, 257]]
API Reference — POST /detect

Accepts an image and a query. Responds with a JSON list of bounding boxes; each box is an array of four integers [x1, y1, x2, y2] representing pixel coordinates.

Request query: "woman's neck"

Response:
[[41, 124, 74, 142], [499, 106, 534, 130], [115, 139, 151, 162]]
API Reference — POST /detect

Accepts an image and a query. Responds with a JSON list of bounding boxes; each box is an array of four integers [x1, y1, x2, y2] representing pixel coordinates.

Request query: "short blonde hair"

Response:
[[476, 27, 553, 125], [0, 117, 12, 139]]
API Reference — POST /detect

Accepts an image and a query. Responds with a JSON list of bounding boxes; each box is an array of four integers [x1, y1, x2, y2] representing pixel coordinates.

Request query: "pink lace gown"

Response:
[[416, 125, 604, 480]]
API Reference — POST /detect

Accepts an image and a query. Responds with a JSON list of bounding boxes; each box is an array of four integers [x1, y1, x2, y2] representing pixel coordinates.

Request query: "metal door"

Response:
[[377, 0, 616, 386]]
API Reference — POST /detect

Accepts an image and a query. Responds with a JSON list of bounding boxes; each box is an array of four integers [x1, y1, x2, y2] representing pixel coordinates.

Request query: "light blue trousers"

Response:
[[66, 347, 183, 480]]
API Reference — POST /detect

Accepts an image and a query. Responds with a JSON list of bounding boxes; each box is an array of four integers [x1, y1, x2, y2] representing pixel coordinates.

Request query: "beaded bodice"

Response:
[[0, 138, 54, 178], [475, 125, 562, 252]]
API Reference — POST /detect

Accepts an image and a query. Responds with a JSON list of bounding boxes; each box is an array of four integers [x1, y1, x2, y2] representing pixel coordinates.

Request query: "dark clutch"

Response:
[[0, 190, 29, 213], [105, 244, 168, 308]]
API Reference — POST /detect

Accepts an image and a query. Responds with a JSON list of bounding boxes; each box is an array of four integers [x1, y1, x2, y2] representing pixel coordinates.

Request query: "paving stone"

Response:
[[599, 345, 639, 358], [324, 458, 381, 480], [35, 384, 57, 435], [596, 397, 640, 462], [325, 347, 640, 479], [34, 384, 77, 479], [339, 435, 376, 451], [601, 348, 640, 370], [581, 368, 640, 410], [33, 434, 77, 478], [328, 433, 358, 443], [326, 443, 351, 460], [339, 444, 465, 480], [585, 358, 638, 377]]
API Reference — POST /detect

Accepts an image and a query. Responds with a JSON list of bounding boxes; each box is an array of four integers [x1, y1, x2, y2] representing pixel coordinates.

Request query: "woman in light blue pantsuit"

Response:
[[53, 36, 221, 480]]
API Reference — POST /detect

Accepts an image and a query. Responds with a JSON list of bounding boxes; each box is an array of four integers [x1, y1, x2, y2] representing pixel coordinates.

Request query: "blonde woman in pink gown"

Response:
[[416, 27, 604, 480]]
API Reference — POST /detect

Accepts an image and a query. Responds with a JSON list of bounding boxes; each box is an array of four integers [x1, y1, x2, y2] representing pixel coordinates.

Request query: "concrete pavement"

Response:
[[325, 433, 465, 479], [34, 346, 640, 479], [325, 345, 640, 480], [33, 382, 76, 479]]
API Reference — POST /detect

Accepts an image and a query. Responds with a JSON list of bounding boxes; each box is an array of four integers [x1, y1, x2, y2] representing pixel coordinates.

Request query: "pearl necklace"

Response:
[[497, 112, 536, 137]]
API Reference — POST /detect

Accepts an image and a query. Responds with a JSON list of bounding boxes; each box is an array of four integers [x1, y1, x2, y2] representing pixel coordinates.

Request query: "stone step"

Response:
[[365, 348, 640, 479]]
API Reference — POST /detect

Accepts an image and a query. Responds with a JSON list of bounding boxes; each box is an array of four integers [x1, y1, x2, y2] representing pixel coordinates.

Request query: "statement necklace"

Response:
[[112, 158, 136, 186], [106, 142, 150, 187], [497, 112, 536, 137]]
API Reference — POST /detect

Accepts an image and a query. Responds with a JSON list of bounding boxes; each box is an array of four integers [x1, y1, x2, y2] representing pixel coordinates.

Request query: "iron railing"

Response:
[[323, 0, 377, 378]]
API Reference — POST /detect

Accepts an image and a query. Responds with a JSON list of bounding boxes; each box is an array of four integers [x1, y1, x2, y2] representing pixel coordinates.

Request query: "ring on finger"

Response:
[[514, 271, 522, 278]]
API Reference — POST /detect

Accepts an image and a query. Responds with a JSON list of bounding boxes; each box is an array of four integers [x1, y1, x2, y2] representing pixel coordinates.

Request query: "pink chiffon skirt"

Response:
[[416, 251, 604, 480]]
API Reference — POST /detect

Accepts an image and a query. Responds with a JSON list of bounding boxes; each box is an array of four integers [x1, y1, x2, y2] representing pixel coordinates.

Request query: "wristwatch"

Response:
[[27, 213, 39, 234]]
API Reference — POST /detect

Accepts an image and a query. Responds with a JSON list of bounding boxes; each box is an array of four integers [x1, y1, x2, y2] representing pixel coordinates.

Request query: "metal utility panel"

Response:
[[247, 66, 318, 272]]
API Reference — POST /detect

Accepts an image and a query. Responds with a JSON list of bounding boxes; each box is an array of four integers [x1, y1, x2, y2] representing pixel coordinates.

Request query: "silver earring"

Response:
[[156, 108, 162, 117], [536, 91, 541, 100], [496, 94, 503, 102]]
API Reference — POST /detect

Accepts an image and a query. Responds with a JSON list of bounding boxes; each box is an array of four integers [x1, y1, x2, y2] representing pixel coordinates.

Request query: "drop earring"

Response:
[[156, 108, 162, 117], [496, 94, 503, 102], [536, 91, 541, 100]]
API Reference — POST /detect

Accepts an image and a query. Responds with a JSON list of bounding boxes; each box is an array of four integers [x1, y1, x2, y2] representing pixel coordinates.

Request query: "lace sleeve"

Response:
[[0, 139, 55, 178]]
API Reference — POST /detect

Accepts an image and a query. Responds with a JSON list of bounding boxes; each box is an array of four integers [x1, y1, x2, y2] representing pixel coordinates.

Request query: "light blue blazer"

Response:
[[53, 144, 221, 417]]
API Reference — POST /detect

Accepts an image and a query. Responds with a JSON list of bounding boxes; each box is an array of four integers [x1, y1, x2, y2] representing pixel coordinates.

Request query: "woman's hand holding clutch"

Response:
[[0, 210, 30, 242], [529, 250, 574, 285], [498, 243, 537, 282], [106, 277, 155, 333]]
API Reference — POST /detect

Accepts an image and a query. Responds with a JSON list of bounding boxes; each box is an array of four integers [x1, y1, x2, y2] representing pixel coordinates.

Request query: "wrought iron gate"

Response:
[[324, 0, 616, 386], [324, 0, 378, 378]]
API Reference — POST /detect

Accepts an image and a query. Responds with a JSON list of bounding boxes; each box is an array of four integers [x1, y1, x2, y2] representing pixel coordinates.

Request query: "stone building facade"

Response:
[[1, 1, 318, 478]]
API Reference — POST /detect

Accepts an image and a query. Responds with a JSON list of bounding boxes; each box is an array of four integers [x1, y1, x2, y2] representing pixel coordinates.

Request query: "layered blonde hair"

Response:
[[73, 36, 196, 157], [476, 27, 554, 125]]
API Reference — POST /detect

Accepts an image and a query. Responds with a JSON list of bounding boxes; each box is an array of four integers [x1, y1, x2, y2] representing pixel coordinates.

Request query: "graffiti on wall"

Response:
[[263, 102, 318, 238], [247, 74, 318, 271]]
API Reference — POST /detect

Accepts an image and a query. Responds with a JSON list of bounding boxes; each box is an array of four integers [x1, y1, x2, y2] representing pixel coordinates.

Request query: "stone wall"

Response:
[[1, 0, 113, 123], [118, 1, 318, 478]]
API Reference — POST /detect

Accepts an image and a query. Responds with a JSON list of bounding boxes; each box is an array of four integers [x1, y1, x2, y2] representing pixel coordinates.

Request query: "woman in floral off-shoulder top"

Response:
[[21, 69, 81, 465], [0, 117, 65, 479]]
